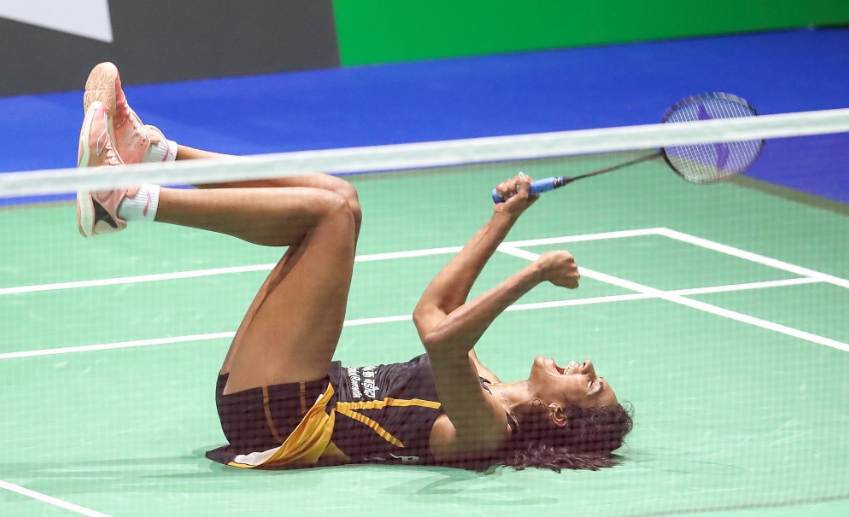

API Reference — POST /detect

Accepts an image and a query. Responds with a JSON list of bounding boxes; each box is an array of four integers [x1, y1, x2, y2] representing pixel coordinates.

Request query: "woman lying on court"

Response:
[[77, 62, 632, 472]]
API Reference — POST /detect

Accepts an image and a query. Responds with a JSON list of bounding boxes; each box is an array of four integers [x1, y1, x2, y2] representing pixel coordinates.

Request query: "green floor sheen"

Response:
[[1, 156, 848, 517]]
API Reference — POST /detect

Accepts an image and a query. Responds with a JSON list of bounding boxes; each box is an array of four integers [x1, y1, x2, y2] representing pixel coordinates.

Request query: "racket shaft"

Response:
[[570, 151, 662, 181], [490, 151, 662, 203]]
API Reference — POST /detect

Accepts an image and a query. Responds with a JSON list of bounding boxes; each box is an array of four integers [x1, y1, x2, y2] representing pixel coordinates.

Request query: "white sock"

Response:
[[118, 184, 161, 222], [142, 138, 178, 163]]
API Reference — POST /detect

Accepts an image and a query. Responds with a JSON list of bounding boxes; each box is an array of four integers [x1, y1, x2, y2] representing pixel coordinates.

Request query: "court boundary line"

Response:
[[654, 227, 849, 290], [498, 245, 849, 353], [0, 479, 113, 517], [0, 229, 655, 296], [1, 227, 846, 360], [0, 270, 841, 361]]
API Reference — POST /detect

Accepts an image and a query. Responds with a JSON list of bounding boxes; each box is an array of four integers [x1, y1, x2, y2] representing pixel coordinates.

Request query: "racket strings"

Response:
[[662, 94, 763, 184]]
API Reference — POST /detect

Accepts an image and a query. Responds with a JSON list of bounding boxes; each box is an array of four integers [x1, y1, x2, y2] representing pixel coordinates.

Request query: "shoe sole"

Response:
[[83, 62, 117, 115], [77, 101, 99, 168], [76, 193, 94, 238], [84, 62, 119, 148], [77, 102, 102, 238]]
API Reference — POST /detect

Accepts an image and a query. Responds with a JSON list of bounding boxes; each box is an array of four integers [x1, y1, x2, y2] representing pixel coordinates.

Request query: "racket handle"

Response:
[[492, 177, 565, 203], [530, 177, 560, 196]]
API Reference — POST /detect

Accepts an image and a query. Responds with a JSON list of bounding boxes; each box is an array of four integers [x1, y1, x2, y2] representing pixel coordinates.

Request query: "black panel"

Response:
[[0, 0, 340, 97]]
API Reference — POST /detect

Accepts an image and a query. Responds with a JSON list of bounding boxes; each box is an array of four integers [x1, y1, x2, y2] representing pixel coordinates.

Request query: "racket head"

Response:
[[660, 92, 764, 184]]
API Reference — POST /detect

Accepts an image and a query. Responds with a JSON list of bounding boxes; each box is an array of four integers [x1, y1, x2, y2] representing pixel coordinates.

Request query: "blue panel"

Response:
[[748, 133, 849, 202], [1, 28, 847, 204]]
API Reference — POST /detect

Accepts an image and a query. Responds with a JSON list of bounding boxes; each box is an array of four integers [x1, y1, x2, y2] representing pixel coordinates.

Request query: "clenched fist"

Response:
[[537, 250, 580, 289]]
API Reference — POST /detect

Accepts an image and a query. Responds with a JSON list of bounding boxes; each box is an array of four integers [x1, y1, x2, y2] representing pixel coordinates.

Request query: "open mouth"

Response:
[[554, 360, 582, 375]]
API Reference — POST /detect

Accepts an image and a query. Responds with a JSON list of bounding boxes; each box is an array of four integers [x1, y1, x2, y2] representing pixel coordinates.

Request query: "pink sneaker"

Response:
[[83, 62, 150, 164], [76, 102, 137, 238], [77, 101, 123, 168], [77, 187, 140, 238]]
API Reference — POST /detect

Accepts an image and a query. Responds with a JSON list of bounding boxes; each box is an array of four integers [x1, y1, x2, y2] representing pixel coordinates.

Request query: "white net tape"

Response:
[[2, 107, 848, 197]]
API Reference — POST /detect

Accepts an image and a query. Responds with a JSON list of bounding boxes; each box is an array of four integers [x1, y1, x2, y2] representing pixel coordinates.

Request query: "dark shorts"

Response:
[[206, 373, 330, 466]]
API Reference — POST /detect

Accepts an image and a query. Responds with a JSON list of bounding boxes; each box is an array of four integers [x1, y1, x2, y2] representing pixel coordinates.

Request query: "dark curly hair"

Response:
[[437, 402, 633, 473], [501, 402, 634, 472]]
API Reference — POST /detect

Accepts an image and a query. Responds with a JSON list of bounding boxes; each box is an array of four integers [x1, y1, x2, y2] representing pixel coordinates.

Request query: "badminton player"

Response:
[[77, 63, 632, 471]]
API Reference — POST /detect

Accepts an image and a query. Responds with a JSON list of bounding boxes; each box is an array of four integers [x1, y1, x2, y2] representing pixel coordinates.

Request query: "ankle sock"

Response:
[[118, 184, 161, 222], [143, 138, 178, 163]]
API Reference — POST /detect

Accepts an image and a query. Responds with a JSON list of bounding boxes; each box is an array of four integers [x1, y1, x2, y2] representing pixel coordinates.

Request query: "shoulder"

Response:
[[428, 388, 512, 461]]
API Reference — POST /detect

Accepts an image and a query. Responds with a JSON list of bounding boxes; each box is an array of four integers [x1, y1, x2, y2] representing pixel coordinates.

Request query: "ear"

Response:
[[548, 404, 567, 427]]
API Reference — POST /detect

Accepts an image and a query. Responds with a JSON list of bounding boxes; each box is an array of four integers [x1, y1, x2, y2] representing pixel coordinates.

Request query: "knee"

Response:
[[331, 180, 362, 228], [313, 191, 357, 256], [316, 190, 356, 231], [316, 189, 351, 216]]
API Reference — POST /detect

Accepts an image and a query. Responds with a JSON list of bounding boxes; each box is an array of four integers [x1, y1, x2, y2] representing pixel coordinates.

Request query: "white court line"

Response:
[[1, 228, 845, 360], [501, 228, 658, 248], [0, 332, 238, 360], [0, 479, 112, 517], [0, 265, 276, 296], [344, 314, 412, 326], [0, 247, 460, 296], [670, 277, 821, 296], [0, 274, 834, 361], [655, 228, 849, 290], [0, 229, 649, 296], [498, 245, 849, 353], [505, 293, 652, 311]]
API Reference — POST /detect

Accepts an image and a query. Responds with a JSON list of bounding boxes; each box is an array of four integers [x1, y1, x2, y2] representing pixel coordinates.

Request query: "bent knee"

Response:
[[314, 191, 356, 235], [312, 191, 356, 251], [330, 179, 361, 222], [313, 189, 352, 218]]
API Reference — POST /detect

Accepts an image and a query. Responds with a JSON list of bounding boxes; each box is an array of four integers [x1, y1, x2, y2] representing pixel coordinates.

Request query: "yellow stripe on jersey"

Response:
[[336, 406, 404, 447], [337, 397, 442, 411], [335, 397, 442, 448], [261, 386, 285, 444], [228, 384, 338, 469]]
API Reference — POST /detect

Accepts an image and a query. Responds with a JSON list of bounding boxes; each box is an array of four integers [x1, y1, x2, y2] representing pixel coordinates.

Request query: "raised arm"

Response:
[[413, 173, 536, 340], [415, 175, 580, 457]]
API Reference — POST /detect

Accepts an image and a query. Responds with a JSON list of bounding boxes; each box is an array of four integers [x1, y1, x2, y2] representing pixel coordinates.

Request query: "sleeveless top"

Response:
[[326, 354, 443, 464], [326, 353, 518, 465], [208, 353, 516, 468]]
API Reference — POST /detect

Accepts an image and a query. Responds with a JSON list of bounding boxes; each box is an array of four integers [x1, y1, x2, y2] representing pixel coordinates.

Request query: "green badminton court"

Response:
[[1, 155, 848, 517]]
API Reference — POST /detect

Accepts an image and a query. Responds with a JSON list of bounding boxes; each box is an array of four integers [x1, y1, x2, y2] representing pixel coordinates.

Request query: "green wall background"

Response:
[[332, 0, 849, 66]]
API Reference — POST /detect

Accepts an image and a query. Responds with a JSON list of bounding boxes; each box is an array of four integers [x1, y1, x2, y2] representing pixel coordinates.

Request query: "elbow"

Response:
[[412, 310, 431, 342], [421, 331, 446, 354], [412, 309, 427, 334], [421, 326, 460, 356], [422, 325, 471, 356], [413, 303, 446, 341]]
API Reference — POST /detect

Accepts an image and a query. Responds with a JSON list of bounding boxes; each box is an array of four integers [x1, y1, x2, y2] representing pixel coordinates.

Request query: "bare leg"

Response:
[[156, 186, 357, 392], [175, 145, 230, 161], [174, 144, 362, 237]]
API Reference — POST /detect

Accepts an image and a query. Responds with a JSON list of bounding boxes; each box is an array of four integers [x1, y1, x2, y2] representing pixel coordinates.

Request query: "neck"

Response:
[[494, 379, 537, 421]]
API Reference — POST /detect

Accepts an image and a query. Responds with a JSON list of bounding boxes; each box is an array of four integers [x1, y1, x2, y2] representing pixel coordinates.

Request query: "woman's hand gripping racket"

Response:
[[492, 92, 765, 203], [493, 172, 539, 216]]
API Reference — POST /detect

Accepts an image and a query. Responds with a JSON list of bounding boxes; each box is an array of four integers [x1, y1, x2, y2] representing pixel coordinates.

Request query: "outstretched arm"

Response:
[[413, 173, 536, 341], [415, 176, 580, 456]]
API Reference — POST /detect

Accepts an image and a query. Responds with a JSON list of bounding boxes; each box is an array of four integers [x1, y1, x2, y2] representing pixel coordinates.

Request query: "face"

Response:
[[529, 356, 618, 416]]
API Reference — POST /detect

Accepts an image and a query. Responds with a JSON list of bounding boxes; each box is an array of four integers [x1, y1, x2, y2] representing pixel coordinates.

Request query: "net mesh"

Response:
[[1, 111, 848, 517]]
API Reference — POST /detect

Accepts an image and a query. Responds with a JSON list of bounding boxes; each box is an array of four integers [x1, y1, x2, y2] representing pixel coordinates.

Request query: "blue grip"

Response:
[[529, 177, 557, 196], [492, 177, 559, 203]]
